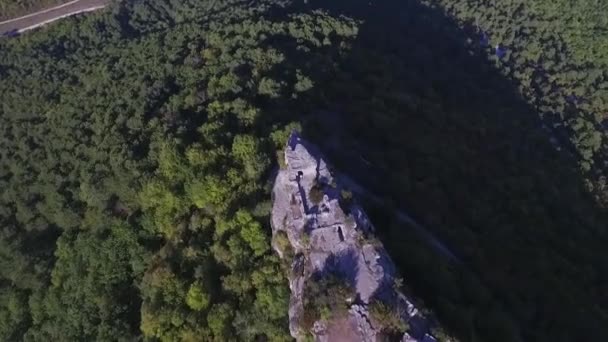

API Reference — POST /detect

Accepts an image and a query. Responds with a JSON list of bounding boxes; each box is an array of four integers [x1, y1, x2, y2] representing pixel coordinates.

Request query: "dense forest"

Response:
[[0, 0, 343, 339], [302, 0, 608, 341], [0, 0, 607, 341], [429, 0, 608, 204], [0, 0, 68, 21]]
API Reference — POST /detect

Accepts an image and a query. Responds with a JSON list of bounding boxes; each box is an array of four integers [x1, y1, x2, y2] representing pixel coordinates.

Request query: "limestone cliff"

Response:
[[271, 132, 439, 342]]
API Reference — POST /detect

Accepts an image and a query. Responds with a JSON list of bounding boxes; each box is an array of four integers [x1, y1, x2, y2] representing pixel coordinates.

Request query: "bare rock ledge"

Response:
[[271, 132, 438, 342]]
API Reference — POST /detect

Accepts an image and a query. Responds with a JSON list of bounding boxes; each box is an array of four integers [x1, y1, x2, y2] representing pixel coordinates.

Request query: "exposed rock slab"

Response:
[[271, 132, 439, 341]]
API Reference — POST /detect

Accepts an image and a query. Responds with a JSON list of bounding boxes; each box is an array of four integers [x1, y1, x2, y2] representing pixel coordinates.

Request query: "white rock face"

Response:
[[271, 132, 435, 341]]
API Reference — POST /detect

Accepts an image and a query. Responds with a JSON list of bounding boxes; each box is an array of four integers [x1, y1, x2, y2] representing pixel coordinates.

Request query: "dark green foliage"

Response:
[[426, 0, 608, 203], [298, 0, 608, 340], [25, 225, 145, 341]]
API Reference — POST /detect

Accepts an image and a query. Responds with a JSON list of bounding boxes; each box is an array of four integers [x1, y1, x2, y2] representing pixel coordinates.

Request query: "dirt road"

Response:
[[0, 0, 109, 36]]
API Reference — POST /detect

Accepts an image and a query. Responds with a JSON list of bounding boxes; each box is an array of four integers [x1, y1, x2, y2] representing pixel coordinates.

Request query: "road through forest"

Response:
[[0, 0, 109, 35]]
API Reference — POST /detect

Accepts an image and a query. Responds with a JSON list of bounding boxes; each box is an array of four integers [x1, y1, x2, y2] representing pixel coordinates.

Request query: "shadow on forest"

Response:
[[259, 0, 607, 340]]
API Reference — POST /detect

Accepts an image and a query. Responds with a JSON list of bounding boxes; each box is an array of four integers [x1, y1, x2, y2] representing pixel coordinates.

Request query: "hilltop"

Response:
[[271, 133, 447, 341]]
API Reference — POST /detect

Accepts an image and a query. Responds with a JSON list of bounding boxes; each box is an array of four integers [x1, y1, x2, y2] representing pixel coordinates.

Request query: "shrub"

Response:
[[276, 149, 287, 169], [431, 326, 456, 342], [392, 277, 404, 292], [340, 189, 353, 202], [301, 230, 311, 248], [309, 184, 324, 205], [301, 274, 355, 328], [273, 230, 293, 259], [301, 303, 320, 331], [369, 300, 408, 334]]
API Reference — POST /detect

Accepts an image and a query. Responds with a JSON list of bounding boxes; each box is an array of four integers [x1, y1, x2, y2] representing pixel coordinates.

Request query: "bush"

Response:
[[340, 189, 353, 202], [309, 183, 324, 205], [301, 230, 311, 249], [277, 149, 287, 169], [273, 230, 293, 259], [301, 274, 355, 330], [301, 303, 320, 331], [431, 326, 457, 342], [369, 300, 408, 334]]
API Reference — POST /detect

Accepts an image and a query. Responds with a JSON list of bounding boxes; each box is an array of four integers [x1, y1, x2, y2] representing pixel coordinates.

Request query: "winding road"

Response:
[[0, 0, 109, 36]]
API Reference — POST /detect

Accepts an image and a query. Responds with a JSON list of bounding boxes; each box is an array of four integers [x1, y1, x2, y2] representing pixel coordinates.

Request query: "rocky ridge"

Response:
[[271, 132, 438, 342]]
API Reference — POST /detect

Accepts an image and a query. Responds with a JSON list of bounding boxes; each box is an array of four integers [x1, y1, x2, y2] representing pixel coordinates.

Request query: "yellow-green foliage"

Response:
[[236, 210, 269, 256], [277, 149, 287, 169], [187, 176, 231, 212], [185, 283, 210, 311], [232, 134, 269, 179], [157, 142, 190, 182], [273, 230, 292, 257], [270, 122, 302, 148], [301, 230, 311, 248], [139, 180, 186, 237]]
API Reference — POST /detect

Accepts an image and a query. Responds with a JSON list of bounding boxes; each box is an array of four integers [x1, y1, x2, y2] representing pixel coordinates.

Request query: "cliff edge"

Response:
[[271, 132, 439, 342]]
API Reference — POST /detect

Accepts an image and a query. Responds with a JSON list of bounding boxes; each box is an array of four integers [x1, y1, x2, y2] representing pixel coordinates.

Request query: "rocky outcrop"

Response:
[[271, 132, 439, 342]]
